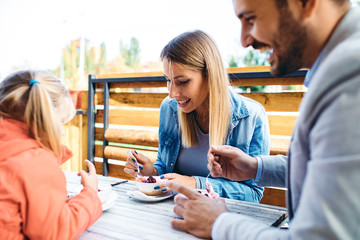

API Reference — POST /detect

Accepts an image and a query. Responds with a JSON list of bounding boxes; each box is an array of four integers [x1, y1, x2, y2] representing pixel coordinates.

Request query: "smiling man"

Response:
[[167, 0, 360, 239]]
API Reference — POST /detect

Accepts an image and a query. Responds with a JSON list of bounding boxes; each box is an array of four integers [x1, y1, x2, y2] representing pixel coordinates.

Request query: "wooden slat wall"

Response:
[[95, 145, 157, 163], [95, 110, 297, 137], [98, 128, 291, 156], [89, 67, 304, 207], [61, 111, 87, 172], [93, 67, 305, 164], [95, 92, 303, 112], [105, 128, 158, 147], [260, 187, 287, 207]]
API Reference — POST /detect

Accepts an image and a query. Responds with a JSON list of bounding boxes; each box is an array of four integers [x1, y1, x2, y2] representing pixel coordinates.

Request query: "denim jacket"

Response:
[[153, 89, 270, 201]]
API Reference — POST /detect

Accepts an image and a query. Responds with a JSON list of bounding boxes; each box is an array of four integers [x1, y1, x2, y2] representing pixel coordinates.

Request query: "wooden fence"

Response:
[[62, 66, 307, 207]]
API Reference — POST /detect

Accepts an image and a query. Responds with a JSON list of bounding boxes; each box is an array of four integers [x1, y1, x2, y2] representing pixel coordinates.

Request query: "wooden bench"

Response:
[[86, 66, 307, 207]]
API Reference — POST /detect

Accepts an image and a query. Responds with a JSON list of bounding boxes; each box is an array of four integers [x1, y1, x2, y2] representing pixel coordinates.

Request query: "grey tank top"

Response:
[[173, 124, 210, 177]]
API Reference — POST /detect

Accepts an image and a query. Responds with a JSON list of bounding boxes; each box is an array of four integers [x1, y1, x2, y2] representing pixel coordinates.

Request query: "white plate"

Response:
[[127, 190, 173, 202], [101, 190, 117, 211], [67, 182, 117, 211]]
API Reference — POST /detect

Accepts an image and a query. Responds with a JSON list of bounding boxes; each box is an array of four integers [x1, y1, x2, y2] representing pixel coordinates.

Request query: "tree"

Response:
[[120, 37, 141, 71], [229, 55, 240, 68], [52, 39, 108, 89], [243, 49, 269, 67], [229, 49, 269, 92]]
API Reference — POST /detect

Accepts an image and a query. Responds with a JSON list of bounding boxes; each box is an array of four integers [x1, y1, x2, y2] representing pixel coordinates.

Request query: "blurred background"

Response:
[[1, 0, 359, 90]]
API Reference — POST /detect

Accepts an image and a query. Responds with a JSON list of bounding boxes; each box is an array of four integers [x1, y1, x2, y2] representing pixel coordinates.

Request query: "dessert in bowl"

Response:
[[194, 179, 219, 199], [135, 176, 168, 196], [195, 189, 219, 199]]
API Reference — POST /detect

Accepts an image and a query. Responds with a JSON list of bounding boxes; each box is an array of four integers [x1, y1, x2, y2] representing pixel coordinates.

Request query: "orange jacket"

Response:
[[0, 118, 102, 240]]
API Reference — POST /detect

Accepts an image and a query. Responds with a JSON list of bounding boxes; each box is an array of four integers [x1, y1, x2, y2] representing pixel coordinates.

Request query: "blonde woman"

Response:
[[0, 70, 102, 239], [125, 30, 269, 201]]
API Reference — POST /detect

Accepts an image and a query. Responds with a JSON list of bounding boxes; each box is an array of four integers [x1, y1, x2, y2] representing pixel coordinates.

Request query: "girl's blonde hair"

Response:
[[160, 30, 231, 147], [0, 70, 75, 158]]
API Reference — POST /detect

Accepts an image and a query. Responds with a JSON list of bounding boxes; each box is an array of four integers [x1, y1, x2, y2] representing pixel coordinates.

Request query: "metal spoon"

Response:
[[132, 157, 142, 177], [205, 172, 211, 193]]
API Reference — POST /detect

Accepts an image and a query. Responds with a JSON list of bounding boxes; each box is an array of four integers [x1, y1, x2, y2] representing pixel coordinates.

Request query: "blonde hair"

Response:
[[160, 30, 231, 147], [0, 70, 75, 158]]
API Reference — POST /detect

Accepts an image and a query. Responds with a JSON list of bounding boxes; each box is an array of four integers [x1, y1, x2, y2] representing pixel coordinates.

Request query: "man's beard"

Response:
[[271, 7, 308, 77]]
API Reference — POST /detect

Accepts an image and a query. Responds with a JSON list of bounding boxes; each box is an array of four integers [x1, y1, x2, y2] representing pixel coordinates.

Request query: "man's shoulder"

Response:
[[299, 25, 360, 123], [316, 38, 360, 89], [320, 8, 360, 77]]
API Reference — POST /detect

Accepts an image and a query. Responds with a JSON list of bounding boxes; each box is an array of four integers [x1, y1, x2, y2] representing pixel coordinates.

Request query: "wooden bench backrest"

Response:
[[88, 66, 306, 207]]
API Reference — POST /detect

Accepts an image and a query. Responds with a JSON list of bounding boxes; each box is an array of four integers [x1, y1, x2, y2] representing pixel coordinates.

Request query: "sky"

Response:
[[0, 0, 245, 80]]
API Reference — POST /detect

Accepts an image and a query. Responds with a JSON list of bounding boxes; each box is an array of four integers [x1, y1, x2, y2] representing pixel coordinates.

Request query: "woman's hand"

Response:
[[78, 160, 98, 192], [159, 173, 196, 191], [124, 150, 157, 177]]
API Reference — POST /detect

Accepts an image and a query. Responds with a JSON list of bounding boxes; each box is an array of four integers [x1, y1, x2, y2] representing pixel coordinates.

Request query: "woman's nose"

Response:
[[168, 82, 180, 99]]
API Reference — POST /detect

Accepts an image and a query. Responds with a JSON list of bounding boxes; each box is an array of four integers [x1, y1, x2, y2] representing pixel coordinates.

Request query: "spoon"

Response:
[[132, 156, 142, 177], [205, 172, 211, 193]]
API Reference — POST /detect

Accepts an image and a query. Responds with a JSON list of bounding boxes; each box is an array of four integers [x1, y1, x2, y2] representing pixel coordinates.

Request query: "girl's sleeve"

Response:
[[21, 150, 102, 240]]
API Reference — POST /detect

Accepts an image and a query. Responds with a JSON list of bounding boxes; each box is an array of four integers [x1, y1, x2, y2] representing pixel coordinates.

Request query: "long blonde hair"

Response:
[[0, 70, 75, 158], [160, 30, 231, 147]]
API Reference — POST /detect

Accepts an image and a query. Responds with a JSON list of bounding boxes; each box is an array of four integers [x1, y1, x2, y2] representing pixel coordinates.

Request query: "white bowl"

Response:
[[135, 176, 168, 196], [97, 183, 112, 203]]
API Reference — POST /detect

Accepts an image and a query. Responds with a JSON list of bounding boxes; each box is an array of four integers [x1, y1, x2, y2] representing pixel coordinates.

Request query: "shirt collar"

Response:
[[303, 49, 324, 88]]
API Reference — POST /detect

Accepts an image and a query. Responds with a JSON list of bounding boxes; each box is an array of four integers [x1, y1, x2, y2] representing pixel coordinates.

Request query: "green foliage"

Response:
[[120, 37, 141, 70], [229, 49, 269, 92], [229, 55, 240, 68], [61, 39, 107, 89], [243, 50, 269, 67]]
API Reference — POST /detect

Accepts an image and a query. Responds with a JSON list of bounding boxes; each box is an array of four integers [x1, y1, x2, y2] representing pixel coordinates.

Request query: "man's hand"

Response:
[[207, 145, 258, 181], [78, 160, 98, 192], [166, 181, 227, 239]]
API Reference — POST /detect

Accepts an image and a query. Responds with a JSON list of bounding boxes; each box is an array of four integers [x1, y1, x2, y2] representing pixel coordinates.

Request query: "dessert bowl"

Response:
[[97, 182, 112, 203], [135, 176, 168, 196]]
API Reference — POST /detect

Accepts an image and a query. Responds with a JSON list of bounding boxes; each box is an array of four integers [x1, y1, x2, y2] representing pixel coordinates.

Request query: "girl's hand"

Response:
[[124, 150, 157, 177], [78, 160, 98, 192], [159, 173, 196, 192]]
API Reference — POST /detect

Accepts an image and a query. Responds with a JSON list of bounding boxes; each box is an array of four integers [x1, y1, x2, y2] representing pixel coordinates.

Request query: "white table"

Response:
[[65, 171, 287, 240]]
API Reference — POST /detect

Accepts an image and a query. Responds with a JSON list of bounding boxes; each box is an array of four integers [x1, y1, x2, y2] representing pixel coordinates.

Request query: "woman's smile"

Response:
[[177, 98, 191, 107]]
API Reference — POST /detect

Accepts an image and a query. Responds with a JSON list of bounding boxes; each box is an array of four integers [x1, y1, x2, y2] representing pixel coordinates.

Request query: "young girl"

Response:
[[124, 30, 270, 201], [0, 70, 102, 239]]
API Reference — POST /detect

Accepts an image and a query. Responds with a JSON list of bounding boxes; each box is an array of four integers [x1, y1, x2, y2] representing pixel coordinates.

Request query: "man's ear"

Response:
[[288, 0, 317, 20], [300, 0, 317, 19]]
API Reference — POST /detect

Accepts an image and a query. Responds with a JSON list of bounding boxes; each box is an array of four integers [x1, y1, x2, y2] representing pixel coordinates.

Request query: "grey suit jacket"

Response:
[[213, 7, 360, 240]]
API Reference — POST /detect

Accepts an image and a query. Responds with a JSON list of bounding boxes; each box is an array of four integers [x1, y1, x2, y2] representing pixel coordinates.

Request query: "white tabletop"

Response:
[[64, 171, 287, 240]]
